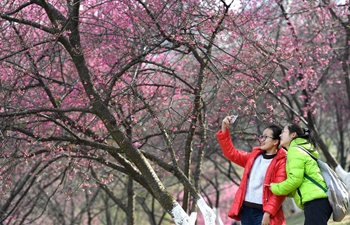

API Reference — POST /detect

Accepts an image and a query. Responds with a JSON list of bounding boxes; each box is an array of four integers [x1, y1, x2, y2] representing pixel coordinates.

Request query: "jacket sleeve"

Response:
[[271, 147, 304, 195], [264, 150, 287, 216], [216, 129, 250, 167]]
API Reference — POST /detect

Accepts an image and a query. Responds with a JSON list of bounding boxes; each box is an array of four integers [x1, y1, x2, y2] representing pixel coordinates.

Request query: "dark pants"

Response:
[[304, 198, 332, 225], [240, 205, 263, 225]]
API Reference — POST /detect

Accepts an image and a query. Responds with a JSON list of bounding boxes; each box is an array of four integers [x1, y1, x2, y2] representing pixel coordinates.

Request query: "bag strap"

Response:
[[297, 145, 317, 161], [304, 174, 327, 193], [296, 145, 327, 193]]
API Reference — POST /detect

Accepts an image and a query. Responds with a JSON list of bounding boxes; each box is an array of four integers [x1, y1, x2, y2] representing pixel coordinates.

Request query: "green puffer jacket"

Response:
[[271, 138, 328, 209]]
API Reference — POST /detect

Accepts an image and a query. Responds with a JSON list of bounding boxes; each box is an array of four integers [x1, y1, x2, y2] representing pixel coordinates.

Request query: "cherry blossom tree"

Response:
[[0, 0, 349, 224], [0, 0, 241, 224]]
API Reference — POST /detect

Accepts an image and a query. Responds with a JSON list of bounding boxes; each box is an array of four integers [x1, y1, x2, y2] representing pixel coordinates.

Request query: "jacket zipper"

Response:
[[297, 187, 302, 206]]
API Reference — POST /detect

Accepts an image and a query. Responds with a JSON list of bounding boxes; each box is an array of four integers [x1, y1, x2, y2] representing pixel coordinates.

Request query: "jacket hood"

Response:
[[289, 138, 319, 158], [290, 138, 315, 151]]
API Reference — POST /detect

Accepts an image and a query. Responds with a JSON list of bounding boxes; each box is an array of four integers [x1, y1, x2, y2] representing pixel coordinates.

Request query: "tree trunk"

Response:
[[127, 177, 135, 225]]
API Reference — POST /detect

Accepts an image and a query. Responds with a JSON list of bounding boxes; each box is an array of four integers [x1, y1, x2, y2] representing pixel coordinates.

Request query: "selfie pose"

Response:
[[216, 116, 287, 225]]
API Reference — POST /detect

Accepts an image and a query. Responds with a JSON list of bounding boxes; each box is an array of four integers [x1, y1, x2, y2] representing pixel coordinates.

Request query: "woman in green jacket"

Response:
[[269, 123, 332, 225]]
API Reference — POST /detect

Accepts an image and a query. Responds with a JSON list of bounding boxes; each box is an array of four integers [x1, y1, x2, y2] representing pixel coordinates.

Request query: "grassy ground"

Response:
[[286, 212, 350, 225]]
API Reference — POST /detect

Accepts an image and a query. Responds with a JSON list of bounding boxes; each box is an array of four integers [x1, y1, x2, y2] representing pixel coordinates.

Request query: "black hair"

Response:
[[286, 123, 317, 148], [265, 124, 282, 141]]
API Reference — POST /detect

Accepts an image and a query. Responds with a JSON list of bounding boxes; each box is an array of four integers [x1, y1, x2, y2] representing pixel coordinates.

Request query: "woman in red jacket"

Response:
[[217, 116, 287, 225]]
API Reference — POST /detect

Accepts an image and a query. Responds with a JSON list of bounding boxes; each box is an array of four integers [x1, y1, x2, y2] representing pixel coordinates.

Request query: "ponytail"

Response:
[[286, 123, 317, 148]]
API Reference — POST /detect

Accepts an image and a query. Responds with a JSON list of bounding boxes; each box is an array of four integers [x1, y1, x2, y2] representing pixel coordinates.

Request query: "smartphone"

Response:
[[229, 115, 238, 124]]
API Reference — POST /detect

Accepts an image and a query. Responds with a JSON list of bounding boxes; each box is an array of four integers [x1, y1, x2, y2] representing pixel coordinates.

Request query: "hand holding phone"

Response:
[[229, 115, 238, 124]]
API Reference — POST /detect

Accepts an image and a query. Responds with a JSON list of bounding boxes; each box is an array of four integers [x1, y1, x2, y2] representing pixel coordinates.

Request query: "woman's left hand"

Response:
[[262, 212, 271, 225], [264, 183, 274, 190]]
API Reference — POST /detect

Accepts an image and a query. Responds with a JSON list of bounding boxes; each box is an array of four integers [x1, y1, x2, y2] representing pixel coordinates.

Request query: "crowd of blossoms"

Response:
[[0, 0, 349, 224]]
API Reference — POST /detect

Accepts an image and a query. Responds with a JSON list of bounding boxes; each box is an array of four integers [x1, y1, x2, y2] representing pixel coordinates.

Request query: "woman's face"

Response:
[[280, 125, 295, 148], [259, 128, 279, 152]]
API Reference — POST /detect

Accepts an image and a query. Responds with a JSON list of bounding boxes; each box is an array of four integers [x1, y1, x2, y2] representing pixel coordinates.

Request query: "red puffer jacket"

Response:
[[217, 129, 287, 225]]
